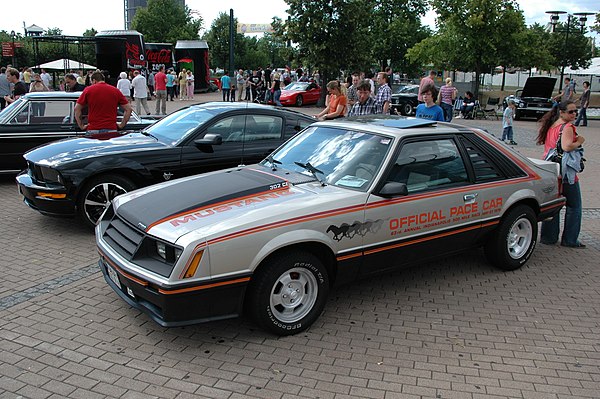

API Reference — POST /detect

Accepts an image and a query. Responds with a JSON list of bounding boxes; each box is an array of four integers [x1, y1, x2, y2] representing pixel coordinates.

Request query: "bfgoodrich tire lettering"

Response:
[[78, 174, 136, 228], [484, 205, 537, 271], [248, 251, 329, 335]]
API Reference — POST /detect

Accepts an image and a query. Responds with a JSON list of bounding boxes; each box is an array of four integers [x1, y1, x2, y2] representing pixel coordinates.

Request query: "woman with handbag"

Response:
[[536, 100, 586, 248]]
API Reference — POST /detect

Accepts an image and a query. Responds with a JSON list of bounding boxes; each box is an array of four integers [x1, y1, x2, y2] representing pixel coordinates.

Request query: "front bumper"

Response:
[[16, 172, 76, 217], [99, 252, 250, 327]]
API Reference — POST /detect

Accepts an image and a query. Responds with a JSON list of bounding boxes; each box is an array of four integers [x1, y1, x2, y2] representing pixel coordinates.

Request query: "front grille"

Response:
[[103, 215, 145, 260]]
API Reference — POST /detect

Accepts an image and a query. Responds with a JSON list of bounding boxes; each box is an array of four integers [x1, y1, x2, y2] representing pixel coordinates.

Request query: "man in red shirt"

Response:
[[75, 71, 132, 136], [418, 70, 436, 103], [154, 66, 168, 115]]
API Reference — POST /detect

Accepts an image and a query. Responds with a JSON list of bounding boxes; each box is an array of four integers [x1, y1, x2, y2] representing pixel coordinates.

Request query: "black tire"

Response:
[[247, 251, 329, 335], [403, 103, 413, 116], [484, 205, 537, 271], [295, 95, 303, 107], [77, 174, 136, 229]]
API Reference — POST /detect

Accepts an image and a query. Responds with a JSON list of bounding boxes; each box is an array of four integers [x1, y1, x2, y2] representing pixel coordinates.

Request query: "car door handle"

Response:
[[463, 193, 478, 203]]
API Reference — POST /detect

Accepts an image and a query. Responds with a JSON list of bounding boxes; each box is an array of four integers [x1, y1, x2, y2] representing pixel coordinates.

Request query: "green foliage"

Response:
[[132, 0, 202, 43], [546, 21, 593, 72]]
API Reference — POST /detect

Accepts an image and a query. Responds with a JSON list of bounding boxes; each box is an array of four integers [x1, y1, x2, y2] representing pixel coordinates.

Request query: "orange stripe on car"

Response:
[[158, 277, 251, 295], [98, 249, 148, 287]]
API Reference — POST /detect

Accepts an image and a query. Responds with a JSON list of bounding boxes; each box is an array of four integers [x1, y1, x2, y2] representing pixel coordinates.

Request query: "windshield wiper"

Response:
[[266, 154, 282, 171], [140, 130, 159, 141], [294, 161, 326, 186]]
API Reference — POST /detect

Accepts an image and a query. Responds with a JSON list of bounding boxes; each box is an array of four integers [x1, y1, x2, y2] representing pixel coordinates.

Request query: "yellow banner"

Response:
[[237, 23, 274, 34]]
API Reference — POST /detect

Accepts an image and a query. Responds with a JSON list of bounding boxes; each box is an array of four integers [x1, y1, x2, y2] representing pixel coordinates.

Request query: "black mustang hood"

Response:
[[117, 166, 289, 232], [520, 77, 557, 99], [24, 133, 167, 166]]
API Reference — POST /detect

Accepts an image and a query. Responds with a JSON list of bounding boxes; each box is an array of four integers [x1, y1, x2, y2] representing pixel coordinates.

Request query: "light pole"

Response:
[[10, 30, 16, 67], [545, 10, 593, 89]]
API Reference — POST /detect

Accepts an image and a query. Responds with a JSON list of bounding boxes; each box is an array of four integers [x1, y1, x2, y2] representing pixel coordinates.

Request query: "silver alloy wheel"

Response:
[[84, 182, 127, 225], [507, 217, 533, 259], [269, 267, 319, 323]]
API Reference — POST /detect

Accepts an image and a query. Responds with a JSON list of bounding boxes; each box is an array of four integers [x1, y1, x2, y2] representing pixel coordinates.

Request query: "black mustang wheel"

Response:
[[78, 174, 136, 228], [403, 103, 413, 116], [484, 205, 537, 271], [248, 251, 329, 335]]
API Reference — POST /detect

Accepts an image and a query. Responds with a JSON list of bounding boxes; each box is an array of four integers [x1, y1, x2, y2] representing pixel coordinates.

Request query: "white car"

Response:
[[97, 116, 564, 335]]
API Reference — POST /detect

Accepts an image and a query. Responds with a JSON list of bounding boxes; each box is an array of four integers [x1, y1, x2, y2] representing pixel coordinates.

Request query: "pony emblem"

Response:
[[326, 219, 384, 241]]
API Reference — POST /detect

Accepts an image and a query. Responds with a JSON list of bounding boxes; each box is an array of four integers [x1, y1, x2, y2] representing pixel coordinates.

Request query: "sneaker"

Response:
[[561, 241, 586, 248], [509, 140, 518, 145], [455, 115, 462, 119]]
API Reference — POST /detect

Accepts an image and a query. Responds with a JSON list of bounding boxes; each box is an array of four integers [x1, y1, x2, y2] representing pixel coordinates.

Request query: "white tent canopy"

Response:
[[564, 57, 600, 76], [37, 58, 97, 71]]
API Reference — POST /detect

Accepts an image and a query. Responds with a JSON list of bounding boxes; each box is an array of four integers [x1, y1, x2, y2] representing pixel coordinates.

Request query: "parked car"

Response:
[[503, 76, 557, 120], [16, 102, 315, 228], [95, 115, 565, 335], [390, 84, 419, 116], [278, 81, 321, 107], [0, 92, 154, 174]]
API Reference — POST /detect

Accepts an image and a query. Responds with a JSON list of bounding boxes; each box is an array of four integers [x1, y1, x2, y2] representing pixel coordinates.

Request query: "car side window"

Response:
[[205, 115, 246, 142], [387, 138, 468, 193], [20, 101, 74, 125], [206, 115, 283, 143]]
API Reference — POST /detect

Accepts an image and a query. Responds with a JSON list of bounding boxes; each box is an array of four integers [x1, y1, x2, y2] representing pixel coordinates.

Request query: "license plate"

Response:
[[107, 265, 122, 290]]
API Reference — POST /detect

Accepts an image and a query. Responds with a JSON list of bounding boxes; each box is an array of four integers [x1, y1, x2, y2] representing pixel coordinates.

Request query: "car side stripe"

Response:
[[158, 277, 251, 295], [98, 249, 148, 287]]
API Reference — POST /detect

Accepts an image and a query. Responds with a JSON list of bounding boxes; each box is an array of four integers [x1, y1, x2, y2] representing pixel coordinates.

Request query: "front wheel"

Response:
[[247, 251, 329, 335], [295, 95, 303, 107], [77, 174, 136, 229], [484, 205, 537, 271], [403, 103, 413, 116]]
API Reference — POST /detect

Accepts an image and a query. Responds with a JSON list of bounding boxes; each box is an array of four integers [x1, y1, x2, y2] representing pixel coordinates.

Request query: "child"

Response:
[[502, 100, 517, 145]]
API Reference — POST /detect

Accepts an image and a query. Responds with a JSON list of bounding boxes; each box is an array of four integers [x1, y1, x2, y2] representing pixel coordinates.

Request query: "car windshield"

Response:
[[142, 106, 217, 145], [396, 86, 417, 94], [0, 97, 25, 120], [284, 82, 309, 91], [265, 126, 392, 191]]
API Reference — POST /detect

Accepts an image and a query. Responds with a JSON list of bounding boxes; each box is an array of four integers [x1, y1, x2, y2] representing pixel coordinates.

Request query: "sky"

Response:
[[0, 0, 597, 38]]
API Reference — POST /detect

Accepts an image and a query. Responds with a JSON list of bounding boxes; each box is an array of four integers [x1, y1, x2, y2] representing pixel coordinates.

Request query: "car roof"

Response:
[[23, 92, 81, 99], [188, 101, 314, 119], [315, 115, 470, 138]]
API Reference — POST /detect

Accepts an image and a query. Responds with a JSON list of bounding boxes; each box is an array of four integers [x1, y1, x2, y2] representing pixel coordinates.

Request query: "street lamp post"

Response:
[[10, 30, 16, 67], [545, 10, 594, 90]]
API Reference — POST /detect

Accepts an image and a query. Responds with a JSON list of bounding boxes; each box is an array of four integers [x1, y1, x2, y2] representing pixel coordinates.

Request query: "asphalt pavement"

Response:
[[0, 91, 599, 399]]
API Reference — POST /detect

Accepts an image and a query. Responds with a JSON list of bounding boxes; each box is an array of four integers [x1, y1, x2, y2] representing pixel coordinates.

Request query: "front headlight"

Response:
[[156, 241, 183, 263]]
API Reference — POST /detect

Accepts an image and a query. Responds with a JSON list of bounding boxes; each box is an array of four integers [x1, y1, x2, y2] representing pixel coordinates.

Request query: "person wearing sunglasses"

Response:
[[536, 100, 586, 248]]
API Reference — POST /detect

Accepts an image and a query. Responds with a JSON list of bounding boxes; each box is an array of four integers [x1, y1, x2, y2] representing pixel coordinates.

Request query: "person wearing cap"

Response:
[[502, 99, 517, 145]]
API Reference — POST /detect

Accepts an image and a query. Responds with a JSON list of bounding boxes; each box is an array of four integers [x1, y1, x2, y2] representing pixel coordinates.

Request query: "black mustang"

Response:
[[0, 92, 154, 174], [16, 102, 315, 228]]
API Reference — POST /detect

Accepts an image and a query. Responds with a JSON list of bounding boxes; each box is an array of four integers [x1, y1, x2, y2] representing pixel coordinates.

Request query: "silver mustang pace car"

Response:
[[96, 117, 564, 335]]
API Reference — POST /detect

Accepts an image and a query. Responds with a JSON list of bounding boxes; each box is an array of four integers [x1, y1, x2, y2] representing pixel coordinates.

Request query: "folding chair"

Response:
[[468, 100, 481, 119], [482, 97, 500, 120], [452, 98, 462, 118]]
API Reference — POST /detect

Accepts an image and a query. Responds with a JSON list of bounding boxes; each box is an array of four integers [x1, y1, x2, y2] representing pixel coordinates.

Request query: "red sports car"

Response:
[[278, 81, 321, 107]]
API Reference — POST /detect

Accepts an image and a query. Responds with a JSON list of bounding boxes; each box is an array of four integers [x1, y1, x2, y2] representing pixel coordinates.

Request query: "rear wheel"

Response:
[[247, 251, 329, 335], [403, 103, 413, 116], [78, 174, 136, 229], [295, 95, 303, 107], [484, 205, 537, 271]]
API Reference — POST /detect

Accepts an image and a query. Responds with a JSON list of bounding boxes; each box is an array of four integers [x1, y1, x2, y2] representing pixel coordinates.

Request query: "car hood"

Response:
[[24, 132, 168, 167], [520, 77, 557, 99], [112, 165, 362, 243]]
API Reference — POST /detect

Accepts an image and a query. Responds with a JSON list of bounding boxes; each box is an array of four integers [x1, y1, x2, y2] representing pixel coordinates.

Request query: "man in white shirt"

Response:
[[40, 69, 52, 90], [131, 70, 150, 115]]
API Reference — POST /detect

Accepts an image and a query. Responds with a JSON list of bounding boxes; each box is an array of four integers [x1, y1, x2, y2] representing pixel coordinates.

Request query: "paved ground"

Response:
[[1, 92, 599, 399]]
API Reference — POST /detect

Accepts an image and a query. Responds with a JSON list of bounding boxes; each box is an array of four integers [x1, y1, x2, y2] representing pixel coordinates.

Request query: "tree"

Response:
[[132, 0, 202, 43], [547, 21, 592, 75], [278, 0, 374, 104], [368, 0, 430, 75], [408, 0, 526, 97], [202, 12, 247, 72]]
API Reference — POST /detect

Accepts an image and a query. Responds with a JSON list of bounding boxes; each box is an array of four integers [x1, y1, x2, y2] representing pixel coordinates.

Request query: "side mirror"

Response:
[[378, 182, 408, 197], [195, 133, 223, 146]]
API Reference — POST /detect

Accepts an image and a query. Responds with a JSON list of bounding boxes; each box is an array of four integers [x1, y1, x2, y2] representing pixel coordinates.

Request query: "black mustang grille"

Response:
[[103, 216, 145, 261]]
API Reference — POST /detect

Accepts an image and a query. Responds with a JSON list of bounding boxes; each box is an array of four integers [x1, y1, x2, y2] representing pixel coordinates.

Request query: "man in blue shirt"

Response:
[[220, 72, 231, 102], [416, 85, 445, 122]]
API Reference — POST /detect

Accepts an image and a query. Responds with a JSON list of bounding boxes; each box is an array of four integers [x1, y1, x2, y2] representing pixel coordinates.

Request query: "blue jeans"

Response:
[[222, 88, 230, 102], [574, 108, 587, 126], [540, 180, 582, 245], [273, 89, 281, 106], [440, 102, 453, 122], [502, 126, 513, 141]]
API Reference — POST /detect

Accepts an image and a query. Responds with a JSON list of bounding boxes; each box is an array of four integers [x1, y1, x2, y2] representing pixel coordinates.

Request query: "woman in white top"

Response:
[[116, 72, 132, 101], [186, 71, 195, 100]]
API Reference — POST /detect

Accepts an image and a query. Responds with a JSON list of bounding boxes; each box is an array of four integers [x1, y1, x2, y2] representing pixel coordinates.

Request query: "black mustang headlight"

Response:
[[29, 163, 64, 185]]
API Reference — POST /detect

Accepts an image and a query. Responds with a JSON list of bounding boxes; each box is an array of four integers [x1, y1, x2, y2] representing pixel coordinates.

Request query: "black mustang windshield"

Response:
[[266, 126, 392, 191], [143, 107, 217, 145]]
